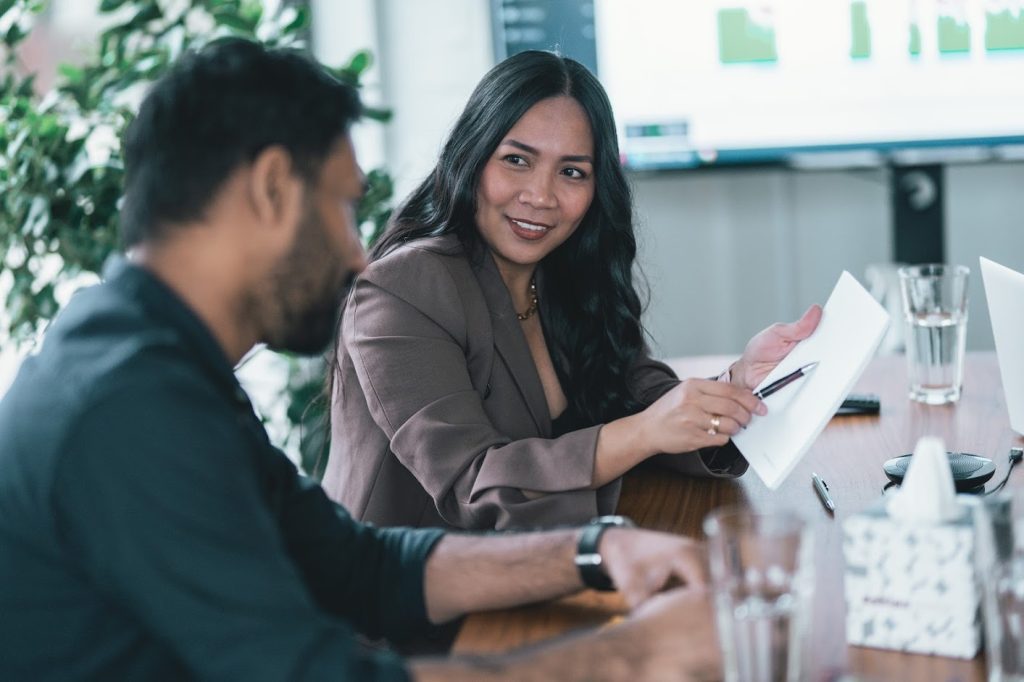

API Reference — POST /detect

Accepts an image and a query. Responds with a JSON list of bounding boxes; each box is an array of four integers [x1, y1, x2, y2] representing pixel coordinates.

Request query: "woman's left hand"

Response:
[[730, 305, 823, 391]]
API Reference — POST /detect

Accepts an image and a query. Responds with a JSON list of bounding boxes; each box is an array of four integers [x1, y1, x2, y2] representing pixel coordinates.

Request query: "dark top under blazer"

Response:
[[323, 234, 747, 531]]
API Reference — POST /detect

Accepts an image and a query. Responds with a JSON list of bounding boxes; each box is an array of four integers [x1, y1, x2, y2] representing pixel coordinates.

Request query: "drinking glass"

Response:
[[704, 508, 814, 682], [898, 264, 969, 404]]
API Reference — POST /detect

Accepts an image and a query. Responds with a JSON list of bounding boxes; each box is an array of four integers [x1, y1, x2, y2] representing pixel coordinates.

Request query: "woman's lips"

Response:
[[507, 216, 551, 241]]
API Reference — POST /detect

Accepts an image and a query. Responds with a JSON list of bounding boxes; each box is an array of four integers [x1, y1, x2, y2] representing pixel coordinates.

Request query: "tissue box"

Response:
[[842, 498, 981, 658]]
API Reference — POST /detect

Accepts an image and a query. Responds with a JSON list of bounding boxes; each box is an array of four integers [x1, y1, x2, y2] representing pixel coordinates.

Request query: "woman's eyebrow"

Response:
[[503, 138, 593, 164]]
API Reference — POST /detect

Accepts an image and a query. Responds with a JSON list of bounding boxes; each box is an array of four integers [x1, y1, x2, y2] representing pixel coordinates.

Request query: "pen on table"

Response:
[[812, 472, 836, 513], [753, 361, 819, 401]]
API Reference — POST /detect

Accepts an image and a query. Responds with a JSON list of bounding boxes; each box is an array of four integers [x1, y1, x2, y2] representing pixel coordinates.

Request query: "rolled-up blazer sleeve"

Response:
[[345, 251, 605, 530]]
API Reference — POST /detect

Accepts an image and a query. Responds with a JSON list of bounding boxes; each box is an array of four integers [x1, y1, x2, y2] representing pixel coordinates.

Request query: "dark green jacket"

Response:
[[0, 259, 443, 681]]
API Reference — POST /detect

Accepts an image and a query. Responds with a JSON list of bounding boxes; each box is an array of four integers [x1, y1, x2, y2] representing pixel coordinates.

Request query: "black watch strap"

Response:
[[574, 515, 635, 591]]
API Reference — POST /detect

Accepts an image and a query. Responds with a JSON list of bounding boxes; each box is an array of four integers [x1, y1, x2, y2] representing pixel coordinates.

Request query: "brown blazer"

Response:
[[322, 234, 746, 530]]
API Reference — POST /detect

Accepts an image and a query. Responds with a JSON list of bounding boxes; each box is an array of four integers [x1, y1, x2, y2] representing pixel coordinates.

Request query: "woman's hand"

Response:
[[638, 378, 765, 455], [730, 304, 823, 391]]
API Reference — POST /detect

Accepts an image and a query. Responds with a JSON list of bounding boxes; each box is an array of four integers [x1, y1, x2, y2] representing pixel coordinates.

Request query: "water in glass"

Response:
[[906, 310, 967, 404], [716, 589, 803, 682]]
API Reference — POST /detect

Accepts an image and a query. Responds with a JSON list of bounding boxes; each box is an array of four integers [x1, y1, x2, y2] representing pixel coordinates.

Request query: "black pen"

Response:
[[753, 361, 819, 400], [812, 472, 836, 513]]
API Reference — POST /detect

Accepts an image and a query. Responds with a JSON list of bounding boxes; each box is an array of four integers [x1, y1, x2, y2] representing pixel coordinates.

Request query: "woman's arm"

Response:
[[626, 354, 750, 479], [604, 305, 823, 484], [591, 378, 762, 487]]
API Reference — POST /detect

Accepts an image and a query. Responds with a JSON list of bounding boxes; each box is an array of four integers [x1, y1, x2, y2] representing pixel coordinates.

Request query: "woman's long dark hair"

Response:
[[358, 50, 647, 426]]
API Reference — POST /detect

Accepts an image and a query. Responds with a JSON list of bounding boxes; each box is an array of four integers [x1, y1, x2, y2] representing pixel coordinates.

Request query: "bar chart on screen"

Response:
[[591, 0, 1024, 168]]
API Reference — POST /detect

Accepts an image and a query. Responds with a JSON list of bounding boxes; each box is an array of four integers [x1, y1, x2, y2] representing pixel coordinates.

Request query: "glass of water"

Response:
[[898, 263, 970, 404], [704, 508, 814, 682]]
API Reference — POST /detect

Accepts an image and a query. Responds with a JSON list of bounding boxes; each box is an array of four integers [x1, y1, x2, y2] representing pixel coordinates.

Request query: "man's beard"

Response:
[[263, 208, 355, 356]]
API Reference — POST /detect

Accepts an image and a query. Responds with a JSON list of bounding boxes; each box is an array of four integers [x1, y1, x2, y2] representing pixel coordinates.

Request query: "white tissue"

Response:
[[885, 436, 962, 524]]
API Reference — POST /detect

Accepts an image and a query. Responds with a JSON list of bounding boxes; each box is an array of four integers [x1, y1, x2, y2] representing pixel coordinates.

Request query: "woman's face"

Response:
[[475, 95, 595, 277]]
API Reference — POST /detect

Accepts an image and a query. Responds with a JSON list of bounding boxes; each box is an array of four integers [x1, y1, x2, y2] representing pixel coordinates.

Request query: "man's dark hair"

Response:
[[120, 38, 362, 247]]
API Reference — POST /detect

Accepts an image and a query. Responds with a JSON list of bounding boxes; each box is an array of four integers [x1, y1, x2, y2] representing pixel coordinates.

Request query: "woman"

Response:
[[322, 50, 820, 530]]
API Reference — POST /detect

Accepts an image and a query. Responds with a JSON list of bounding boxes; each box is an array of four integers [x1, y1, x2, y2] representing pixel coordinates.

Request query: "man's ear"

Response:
[[247, 146, 305, 237]]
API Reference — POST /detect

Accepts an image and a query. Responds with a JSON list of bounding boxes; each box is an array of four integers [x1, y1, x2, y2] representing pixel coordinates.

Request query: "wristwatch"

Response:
[[574, 515, 635, 591]]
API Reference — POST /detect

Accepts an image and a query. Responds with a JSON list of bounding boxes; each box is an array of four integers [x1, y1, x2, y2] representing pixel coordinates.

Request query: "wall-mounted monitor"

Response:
[[492, 0, 1024, 170]]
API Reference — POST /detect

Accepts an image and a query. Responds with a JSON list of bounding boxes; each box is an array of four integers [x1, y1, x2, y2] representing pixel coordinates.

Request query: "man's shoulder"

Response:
[[0, 280, 222, 528], [2, 280, 216, 447], [42, 281, 198, 391]]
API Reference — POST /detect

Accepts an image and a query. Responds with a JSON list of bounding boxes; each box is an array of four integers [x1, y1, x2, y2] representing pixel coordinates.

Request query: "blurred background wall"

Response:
[[5, 0, 1024, 403], [313, 0, 1024, 360]]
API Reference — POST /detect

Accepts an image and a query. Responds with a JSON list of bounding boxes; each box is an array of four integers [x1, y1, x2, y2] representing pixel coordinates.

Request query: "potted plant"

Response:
[[0, 0, 392, 474]]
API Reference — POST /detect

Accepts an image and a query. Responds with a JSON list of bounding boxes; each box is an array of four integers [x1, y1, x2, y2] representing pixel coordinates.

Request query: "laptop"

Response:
[[980, 257, 1024, 435]]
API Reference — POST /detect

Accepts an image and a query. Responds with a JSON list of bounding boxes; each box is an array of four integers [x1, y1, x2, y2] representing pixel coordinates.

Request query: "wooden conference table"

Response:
[[453, 351, 1022, 681]]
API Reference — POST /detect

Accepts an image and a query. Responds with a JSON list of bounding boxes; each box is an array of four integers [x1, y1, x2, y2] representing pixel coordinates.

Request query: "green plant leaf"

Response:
[[99, 0, 133, 11], [120, 2, 162, 32], [57, 63, 85, 84], [4, 22, 26, 47], [345, 49, 372, 76], [281, 5, 309, 35], [212, 6, 258, 34], [361, 105, 392, 123], [1, 0, 396, 468]]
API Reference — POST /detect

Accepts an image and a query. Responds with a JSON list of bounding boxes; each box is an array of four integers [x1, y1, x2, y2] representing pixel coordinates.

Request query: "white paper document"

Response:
[[732, 271, 890, 489]]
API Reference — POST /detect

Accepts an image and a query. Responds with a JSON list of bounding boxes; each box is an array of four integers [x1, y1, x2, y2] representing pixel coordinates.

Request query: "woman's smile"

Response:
[[507, 216, 553, 241]]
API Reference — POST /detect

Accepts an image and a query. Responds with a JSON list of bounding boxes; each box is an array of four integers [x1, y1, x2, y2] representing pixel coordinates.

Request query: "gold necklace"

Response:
[[516, 278, 539, 321]]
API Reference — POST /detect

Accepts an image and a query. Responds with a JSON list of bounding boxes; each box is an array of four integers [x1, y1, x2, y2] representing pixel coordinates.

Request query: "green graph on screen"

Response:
[[986, 8, 1024, 51], [909, 22, 922, 55], [938, 14, 971, 53], [850, 1, 871, 59], [718, 7, 778, 64]]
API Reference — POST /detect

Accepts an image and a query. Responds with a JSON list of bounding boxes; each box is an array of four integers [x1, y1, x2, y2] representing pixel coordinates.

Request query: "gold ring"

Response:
[[708, 415, 721, 436]]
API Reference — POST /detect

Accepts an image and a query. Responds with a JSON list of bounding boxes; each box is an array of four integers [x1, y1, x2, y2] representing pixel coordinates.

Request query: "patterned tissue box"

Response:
[[842, 498, 981, 659]]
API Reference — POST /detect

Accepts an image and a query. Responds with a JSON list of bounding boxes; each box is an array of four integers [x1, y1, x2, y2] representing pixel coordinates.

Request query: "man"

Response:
[[0, 39, 719, 680]]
